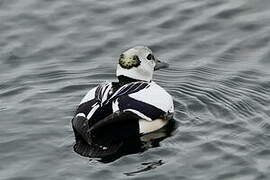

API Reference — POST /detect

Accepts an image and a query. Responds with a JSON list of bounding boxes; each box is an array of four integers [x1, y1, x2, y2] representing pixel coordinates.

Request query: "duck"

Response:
[[71, 46, 174, 158]]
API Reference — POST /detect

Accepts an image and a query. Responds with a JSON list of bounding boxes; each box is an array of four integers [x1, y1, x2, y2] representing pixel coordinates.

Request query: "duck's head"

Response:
[[116, 46, 169, 82]]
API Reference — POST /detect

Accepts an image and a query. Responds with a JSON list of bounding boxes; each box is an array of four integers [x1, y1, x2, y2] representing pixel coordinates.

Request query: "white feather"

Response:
[[139, 119, 168, 134]]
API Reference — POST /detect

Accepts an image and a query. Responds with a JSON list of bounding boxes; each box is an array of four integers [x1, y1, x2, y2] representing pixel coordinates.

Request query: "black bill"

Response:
[[154, 59, 169, 71]]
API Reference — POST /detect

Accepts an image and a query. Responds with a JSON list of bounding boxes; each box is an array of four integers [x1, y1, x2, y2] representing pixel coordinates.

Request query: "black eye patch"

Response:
[[147, 54, 152, 60]]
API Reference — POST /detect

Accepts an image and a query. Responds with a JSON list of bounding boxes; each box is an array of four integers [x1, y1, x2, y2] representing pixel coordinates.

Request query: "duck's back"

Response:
[[75, 81, 174, 129]]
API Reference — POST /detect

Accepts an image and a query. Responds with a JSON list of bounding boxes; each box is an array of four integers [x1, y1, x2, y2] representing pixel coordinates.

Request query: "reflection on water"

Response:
[[124, 160, 165, 176], [76, 120, 177, 164]]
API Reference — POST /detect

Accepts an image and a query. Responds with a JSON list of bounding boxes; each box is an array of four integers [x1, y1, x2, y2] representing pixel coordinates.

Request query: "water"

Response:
[[1, 0, 270, 179]]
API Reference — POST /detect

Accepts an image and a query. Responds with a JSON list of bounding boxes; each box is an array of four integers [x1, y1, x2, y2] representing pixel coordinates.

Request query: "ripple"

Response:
[[0, 86, 30, 98], [215, 6, 249, 19], [1, 0, 270, 179]]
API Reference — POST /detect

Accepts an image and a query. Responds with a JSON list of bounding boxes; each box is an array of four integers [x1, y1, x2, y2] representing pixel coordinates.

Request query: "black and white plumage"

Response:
[[72, 46, 174, 158]]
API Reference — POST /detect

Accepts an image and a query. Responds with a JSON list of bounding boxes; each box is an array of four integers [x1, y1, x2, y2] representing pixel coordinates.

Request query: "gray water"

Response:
[[1, 0, 270, 179]]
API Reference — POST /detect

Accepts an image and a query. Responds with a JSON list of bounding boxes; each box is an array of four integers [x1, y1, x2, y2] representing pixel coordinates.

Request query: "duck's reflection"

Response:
[[124, 160, 164, 176], [73, 120, 177, 163]]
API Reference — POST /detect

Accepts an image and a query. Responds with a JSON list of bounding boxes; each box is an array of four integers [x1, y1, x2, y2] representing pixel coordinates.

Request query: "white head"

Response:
[[116, 46, 169, 82]]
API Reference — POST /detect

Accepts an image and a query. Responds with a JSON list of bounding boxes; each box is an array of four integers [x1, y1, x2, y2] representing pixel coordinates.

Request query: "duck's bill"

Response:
[[154, 59, 169, 71]]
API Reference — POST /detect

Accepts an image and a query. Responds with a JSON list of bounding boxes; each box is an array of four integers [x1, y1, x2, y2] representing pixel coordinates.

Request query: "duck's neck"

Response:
[[112, 76, 147, 94], [117, 75, 139, 87]]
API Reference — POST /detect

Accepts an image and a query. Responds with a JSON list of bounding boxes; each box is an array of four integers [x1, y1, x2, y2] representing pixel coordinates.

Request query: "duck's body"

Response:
[[72, 46, 174, 157], [75, 79, 174, 132]]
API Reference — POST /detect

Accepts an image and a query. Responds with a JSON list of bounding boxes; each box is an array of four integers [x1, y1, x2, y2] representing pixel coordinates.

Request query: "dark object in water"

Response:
[[72, 115, 176, 163]]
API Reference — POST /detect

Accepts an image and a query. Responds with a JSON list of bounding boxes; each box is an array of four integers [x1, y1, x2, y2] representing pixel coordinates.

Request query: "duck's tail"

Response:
[[71, 111, 141, 158], [71, 116, 122, 158]]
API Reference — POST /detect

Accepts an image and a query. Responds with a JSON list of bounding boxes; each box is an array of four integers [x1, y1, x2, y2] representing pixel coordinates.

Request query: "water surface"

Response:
[[1, 0, 270, 179]]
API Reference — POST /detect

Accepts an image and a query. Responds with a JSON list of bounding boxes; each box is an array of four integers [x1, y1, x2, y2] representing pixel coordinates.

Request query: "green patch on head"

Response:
[[119, 54, 141, 69]]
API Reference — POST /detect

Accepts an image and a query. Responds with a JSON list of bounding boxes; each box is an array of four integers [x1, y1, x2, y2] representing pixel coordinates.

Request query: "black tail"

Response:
[[71, 116, 122, 158]]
